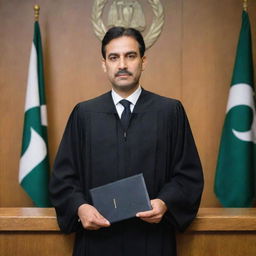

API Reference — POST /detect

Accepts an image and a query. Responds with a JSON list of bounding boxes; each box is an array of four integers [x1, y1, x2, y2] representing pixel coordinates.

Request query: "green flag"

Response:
[[214, 11, 256, 207], [19, 21, 51, 207]]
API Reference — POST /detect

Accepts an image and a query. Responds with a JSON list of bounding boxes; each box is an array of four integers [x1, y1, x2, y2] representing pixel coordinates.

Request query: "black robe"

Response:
[[49, 89, 204, 256]]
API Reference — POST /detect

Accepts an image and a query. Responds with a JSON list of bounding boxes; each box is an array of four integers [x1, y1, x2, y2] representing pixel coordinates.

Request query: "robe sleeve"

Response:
[[49, 104, 87, 234], [157, 101, 204, 232]]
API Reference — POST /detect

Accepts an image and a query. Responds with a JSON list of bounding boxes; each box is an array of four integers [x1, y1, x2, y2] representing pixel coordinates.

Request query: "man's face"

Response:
[[102, 36, 146, 93]]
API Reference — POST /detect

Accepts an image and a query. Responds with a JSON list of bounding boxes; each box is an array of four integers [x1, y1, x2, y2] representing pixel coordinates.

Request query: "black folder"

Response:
[[90, 173, 152, 223]]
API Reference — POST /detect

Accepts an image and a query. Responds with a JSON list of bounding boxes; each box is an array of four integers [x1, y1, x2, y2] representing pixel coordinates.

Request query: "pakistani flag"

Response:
[[214, 11, 256, 207], [19, 21, 51, 207]]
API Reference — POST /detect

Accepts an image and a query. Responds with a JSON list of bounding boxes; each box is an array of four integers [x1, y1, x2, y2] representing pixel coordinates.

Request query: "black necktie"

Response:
[[119, 99, 131, 130]]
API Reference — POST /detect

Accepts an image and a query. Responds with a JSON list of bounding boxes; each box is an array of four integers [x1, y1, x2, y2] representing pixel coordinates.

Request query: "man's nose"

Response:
[[119, 57, 127, 69]]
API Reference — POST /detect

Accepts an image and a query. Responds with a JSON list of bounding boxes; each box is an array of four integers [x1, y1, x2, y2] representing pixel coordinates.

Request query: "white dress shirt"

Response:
[[111, 86, 142, 118]]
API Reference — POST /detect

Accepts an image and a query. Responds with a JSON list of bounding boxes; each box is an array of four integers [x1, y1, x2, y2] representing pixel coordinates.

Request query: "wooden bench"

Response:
[[0, 208, 256, 256]]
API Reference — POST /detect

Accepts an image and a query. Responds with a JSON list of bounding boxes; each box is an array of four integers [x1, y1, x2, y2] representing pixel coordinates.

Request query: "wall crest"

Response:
[[91, 0, 165, 49]]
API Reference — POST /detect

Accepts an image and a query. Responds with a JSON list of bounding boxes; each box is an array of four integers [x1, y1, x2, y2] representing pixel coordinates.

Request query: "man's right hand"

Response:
[[78, 204, 110, 230]]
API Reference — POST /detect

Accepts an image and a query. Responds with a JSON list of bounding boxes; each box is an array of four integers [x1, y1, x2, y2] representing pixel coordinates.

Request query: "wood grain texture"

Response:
[[0, 208, 58, 231], [1, 208, 256, 256], [177, 233, 256, 256], [1, 232, 256, 256], [1, 207, 256, 231], [188, 208, 256, 231], [0, 232, 74, 256]]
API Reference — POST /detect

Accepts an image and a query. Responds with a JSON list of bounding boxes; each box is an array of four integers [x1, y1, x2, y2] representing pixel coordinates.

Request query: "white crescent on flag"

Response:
[[226, 83, 256, 143]]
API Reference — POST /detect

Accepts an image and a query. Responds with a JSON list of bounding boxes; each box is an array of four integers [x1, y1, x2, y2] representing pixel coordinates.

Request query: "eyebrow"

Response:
[[125, 51, 138, 55], [107, 51, 138, 58]]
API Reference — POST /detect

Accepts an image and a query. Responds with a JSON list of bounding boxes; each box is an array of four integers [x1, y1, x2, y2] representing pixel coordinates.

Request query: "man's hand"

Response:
[[136, 199, 167, 224], [78, 204, 110, 230]]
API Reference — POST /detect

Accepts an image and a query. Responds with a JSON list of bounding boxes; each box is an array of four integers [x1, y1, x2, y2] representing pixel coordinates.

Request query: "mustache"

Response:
[[115, 69, 133, 77]]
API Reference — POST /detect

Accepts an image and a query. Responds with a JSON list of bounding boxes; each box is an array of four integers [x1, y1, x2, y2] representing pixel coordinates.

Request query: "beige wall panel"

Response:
[[0, 0, 36, 206], [141, 0, 182, 99], [182, 0, 256, 206], [1, 0, 256, 206]]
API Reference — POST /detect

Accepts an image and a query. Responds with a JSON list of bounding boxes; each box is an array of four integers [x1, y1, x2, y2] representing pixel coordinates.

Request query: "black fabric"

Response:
[[49, 89, 204, 256], [119, 99, 131, 131]]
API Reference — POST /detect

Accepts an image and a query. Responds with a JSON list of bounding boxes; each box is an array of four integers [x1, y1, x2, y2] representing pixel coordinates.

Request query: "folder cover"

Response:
[[90, 173, 152, 223]]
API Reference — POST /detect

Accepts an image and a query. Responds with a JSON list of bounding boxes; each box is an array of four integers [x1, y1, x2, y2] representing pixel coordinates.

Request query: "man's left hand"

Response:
[[136, 199, 167, 224]]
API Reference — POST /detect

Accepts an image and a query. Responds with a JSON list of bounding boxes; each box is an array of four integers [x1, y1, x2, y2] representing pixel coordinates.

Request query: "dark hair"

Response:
[[101, 27, 145, 59]]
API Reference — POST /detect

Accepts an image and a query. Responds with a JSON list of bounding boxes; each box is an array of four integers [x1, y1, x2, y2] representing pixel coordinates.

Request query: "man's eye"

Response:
[[109, 56, 118, 61], [127, 54, 136, 59]]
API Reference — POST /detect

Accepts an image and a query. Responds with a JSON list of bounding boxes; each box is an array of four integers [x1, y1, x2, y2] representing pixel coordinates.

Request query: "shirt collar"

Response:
[[111, 86, 142, 106]]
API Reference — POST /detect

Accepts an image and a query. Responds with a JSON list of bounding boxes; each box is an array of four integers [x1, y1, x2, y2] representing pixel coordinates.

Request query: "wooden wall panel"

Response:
[[182, 0, 256, 206], [0, 0, 256, 207]]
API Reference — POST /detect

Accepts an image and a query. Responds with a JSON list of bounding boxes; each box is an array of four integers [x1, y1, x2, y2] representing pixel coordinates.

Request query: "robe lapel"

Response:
[[133, 89, 155, 114], [91, 91, 118, 114]]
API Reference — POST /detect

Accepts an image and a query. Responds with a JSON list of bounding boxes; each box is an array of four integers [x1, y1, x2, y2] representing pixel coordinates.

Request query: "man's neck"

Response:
[[112, 85, 140, 98]]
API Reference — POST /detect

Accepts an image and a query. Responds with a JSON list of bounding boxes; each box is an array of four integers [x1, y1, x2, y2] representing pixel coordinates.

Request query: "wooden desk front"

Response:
[[0, 208, 256, 256]]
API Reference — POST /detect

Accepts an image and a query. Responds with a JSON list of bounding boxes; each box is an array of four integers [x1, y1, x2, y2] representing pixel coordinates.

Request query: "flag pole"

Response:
[[34, 4, 40, 21], [243, 0, 248, 11]]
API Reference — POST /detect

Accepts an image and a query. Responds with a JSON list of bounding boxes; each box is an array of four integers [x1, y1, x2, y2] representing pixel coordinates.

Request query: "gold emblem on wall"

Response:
[[91, 0, 165, 49]]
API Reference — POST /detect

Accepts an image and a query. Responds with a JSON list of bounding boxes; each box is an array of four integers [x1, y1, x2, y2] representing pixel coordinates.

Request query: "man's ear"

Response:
[[141, 56, 147, 71], [102, 59, 107, 72]]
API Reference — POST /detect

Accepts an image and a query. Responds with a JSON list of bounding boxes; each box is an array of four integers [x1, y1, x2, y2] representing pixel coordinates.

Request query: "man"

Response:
[[49, 27, 204, 256]]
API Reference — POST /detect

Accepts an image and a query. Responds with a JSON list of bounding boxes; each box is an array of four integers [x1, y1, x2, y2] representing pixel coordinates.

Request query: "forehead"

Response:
[[105, 36, 140, 55]]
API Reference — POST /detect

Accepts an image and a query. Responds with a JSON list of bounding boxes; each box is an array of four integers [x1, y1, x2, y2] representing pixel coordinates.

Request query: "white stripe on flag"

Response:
[[19, 128, 47, 183], [25, 43, 40, 112]]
